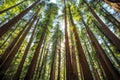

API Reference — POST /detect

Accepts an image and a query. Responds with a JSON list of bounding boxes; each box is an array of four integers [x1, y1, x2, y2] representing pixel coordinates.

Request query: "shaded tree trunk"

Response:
[[99, 6, 120, 30], [93, 20, 120, 64], [102, 36, 120, 65], [84, 1, 120, 51], [50, 25, 59, 80], [64, 0, 74, 80], [49, 43, 57, 80], [12, 18, 39, 80], [57, 48, 61, 80], [24, 21, 48, 80], [68, 5, 93, 80], [0, 15, 37, 79], [0, 0, 39, 38], [57, 35, 62, 80], [82, 18, 120, 80], [0, 22, 20, 48], [83, 39, 101, 80], [0, 14, 34, 65], [37, 47, 49, 79], [34, 34, 47, 80], [70, 30, 79, 79]]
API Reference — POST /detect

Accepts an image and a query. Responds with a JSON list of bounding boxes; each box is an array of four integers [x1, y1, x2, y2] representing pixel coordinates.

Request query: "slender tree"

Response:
[[49, 33, 58, 80], [82, 18, 120, 80], [68, 5, 93, 80], [0, 15, 37, 79], [12, 18, 39, 80], [70, 29, 79, 79], [0, 22, 21, 48], [24, 21, 48, 80], [0, 14, 34, 65], [57, 48, 61, 80], [64, 0, 75, 80], [84, 1, 120, 51], [82, 36, 101, 80], [0, 0, 40, 38], [37, 44, 50, 80]]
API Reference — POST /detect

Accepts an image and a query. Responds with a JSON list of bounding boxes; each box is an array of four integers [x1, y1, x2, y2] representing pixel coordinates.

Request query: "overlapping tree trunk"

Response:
[[84, 1, 120, 51], [82, 18, 120, 80], [0, 14, 37, 79], [24, 21, 48, 80], [64, 0, 75, 80], [12, 18, 39, 80], [0, 0, 40, 38], [0, 14, 34, 65], [68, 5, 93, 80]]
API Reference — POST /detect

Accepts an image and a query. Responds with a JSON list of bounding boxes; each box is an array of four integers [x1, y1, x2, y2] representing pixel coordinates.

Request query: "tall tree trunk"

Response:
[[91, 2, 120, 31], [0, 15, 37, 79], [57, 48, 61, 80], [49, 43, 57, 80], [50, 25, 59, 80], [82, 18, 120, 80], [34, 34, 47, 80], [85, 31, 106, 79], [0, 22, 20, 48], [24, 21, 48, 80], [0, 0, 25, 14], [38, 46, 49, 79], [83, 39, 101, 80], [93, 20, 120, 64], [64, 0, 74, 80], [68, 5, 93, 80], [0, 14, 34, 65], [57, 35, 61, 80], [102, 36, 120, 64], [84, 1, 120, 51], [70, 30, 79, 79], [12, 18, 39, 80], [0, 0, 40, 38], [0, 6, 40, 65], [100, 5, 120, 25]]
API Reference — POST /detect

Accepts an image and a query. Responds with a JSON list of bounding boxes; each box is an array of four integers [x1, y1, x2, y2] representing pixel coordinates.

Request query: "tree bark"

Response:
[[83, 39, 101, 80], [49, 43, 57, 80], [57, 49, 61, 80], [0, 15, 37, 79], [70, 30, 79, 80], [0, 0, 39, 38], [82, 18, 120, 80], [34, 34, 47, 80], [64, 0, 75, 80], [57, 35, 62, 80], [0, 22, 20, 48], [84, 1, 120, 51], [12, 18, 39, 80], [99, 5, 120, 30], [24, 21, 48, 80], [68, 5, 93, 80], [0, 14, 34, 65], [38, 46, 49, 79]]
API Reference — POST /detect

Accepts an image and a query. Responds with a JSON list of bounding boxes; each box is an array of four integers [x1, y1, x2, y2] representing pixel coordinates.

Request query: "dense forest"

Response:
[[0, 0, 120, 80]]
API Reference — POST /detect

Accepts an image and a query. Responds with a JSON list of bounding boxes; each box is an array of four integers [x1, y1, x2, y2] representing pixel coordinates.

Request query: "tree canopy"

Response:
[[0, 0, 120, 80]]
